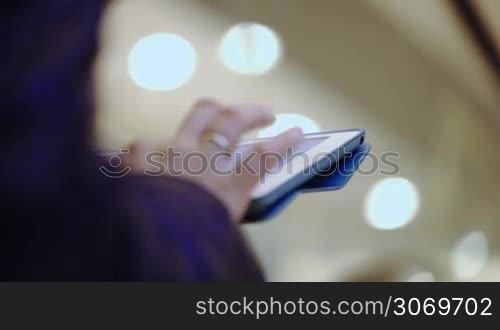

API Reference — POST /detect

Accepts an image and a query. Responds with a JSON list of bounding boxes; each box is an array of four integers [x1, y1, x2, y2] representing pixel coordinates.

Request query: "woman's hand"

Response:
[[124, 99, 303, 222]]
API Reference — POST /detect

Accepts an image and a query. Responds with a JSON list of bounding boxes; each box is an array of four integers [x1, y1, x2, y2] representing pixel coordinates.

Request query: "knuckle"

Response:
[[228, 108, 252, 126], [190, 99, 220, 117], [221, 107, 241, 121], [193, 98, 217, 109]]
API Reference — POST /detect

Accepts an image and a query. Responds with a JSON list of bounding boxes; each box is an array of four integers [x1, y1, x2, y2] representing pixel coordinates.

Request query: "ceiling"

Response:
[[361, 0, 499, 115], [477, 0, 500, 48]]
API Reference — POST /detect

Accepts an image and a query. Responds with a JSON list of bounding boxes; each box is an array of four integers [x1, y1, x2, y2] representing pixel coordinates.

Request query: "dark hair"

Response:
[[1, 0, 107, 278], [1, 1, 105, 201]]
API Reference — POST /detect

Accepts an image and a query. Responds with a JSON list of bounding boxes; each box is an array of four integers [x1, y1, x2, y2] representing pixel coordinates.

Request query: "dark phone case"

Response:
[[243, 142, 371, 222]]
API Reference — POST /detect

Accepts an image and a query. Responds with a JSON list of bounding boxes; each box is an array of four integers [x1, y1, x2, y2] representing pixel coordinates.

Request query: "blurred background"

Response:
[[94, 0, 500, 281]]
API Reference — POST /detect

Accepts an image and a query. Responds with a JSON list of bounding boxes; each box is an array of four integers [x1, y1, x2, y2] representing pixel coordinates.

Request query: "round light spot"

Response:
[[219, 22, 282, 75], [406, 271, 435, 282], [257, 113, 320, 138], [450, 231, 488, 280], [364, 177, 420, 230], [128, 33, 197, 91]]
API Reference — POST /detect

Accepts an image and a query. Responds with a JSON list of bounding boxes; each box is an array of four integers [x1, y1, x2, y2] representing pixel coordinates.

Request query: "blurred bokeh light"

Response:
[[128, 33, 197, 91], [219, 22, 282, 75], [257, 113, 320, 138], [450, 231, 489, 280], [406, 271, 435, 282], [364, 177, 420, 230]]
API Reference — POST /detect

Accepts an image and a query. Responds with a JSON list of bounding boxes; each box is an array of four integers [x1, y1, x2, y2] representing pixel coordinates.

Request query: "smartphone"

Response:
[[239, 128, 366, 219]]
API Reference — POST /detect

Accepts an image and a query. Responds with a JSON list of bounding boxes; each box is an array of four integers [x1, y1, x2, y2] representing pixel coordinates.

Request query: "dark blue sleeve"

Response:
[[114, 175, 264, 281]]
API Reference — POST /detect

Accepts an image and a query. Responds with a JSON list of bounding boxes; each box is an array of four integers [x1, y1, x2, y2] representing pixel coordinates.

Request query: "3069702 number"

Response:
[[392, 297, 492, 316]]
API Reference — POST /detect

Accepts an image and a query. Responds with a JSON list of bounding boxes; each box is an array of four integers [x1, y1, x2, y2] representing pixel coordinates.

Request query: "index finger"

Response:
[[176, 99, 222, 145], [207, 104, 276, 148], [239, 127, 304, 182]]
